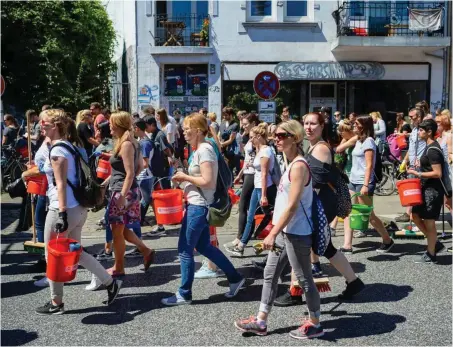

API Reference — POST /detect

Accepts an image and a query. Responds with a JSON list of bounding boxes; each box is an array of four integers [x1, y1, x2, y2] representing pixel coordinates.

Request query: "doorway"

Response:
[[309, 82, 337, 112]]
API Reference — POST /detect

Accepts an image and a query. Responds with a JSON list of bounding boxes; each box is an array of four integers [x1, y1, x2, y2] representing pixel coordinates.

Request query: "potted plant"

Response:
[[200, 18, 209, 46]]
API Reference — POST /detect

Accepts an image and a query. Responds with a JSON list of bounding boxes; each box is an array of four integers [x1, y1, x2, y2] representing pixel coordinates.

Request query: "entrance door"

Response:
[[309, 82, 337, 112]]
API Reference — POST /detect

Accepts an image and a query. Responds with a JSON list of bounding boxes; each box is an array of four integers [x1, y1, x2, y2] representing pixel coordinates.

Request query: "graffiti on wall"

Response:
[[138, 85, 159, 104]]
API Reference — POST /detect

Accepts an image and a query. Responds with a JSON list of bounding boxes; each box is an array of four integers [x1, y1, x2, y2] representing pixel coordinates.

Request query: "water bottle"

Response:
[[69, 242, 81, 252]]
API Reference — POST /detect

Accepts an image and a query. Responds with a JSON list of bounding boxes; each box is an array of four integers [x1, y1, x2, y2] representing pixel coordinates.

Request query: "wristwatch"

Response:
[[418, 172, 422, 179]]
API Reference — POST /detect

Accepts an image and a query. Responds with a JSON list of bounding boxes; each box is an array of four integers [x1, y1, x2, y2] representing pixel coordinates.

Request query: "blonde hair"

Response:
[[110, 111, 137, 155], [207, 112, 217, 122], [370, 111, 382, 120], [156, 108, 169, 127], [338, 119, 353, 133], [42, 109, 69, 136], [437, 109, 452, 132], [183, 113, 209, 136], [277, 120, 304, 144], [76, 109, 91, 127], [250, 122, 268, 139]]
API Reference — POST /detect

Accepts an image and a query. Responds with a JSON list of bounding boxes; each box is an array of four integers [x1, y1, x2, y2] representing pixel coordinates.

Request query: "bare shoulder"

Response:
[[311, 143, 331, 163]]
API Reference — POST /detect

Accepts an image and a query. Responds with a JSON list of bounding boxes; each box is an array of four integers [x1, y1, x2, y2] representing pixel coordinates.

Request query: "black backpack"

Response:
[[50, 142, 105, 208]]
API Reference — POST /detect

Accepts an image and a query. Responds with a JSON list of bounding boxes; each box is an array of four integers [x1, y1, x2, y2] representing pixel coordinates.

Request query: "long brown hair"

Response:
[[356, 115, 375, 142]]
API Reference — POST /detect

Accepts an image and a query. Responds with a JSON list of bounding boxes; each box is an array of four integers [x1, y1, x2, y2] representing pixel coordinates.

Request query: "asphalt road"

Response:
[[1, 223, 452, 346]]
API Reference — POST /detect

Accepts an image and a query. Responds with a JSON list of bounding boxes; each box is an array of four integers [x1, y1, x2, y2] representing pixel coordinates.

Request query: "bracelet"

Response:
[[363, 184, 368, 188]]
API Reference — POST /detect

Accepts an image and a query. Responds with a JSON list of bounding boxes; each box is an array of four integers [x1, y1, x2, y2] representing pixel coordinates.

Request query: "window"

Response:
[[350, 1, 365, 17], [286, 1, 307, 17], [250, 1, 272, 17]]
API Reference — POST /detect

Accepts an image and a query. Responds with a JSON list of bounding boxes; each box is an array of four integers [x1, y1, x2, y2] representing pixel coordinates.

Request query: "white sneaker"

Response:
[[34, 277, 49, 287], [354, 230, 366, 238], [330, 227, 336, 237], [85, 273, 103, 291], [223, 238, 240, 249]]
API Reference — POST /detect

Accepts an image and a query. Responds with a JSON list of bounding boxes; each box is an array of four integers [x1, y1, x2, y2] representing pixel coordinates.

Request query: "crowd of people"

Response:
[[1, 99, 452, 339]]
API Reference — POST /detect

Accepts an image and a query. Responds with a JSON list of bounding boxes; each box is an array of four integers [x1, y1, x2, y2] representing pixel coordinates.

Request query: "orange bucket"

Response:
[[26, 174, 47, 196], [46, 238, 82, 282], [396, 135, 407, 149], [96, 159, 111, 179], [396, 178, 423, 207], [228, 188, 240, 205], [152, 189, 183, 225], [255, 214, 273, 239]]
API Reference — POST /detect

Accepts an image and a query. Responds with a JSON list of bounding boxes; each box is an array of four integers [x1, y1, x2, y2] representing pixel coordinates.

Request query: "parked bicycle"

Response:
[[375, 152, 407, 196], [1, 145, 28, 192]]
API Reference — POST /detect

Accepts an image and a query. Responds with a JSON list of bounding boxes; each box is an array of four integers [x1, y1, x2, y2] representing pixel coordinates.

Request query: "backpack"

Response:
[[268, 144, 283, 186], [427, 146, 452, 198], [387, 134, 402, 159], [50, 142, 105, 208], [193, 142, 233, 227], [301, 190, 331, 256]]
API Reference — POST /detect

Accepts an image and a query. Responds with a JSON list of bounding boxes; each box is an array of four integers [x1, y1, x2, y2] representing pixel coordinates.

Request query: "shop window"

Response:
[[164, 64, 208, 97]]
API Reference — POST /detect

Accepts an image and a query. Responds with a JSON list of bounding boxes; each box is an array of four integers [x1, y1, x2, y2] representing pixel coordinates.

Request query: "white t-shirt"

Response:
[[43, 140, 79, 209], [243, 141, 256, 175], [253, 146, 274, 188], [163, 122, 176, 145], [34, 141, 50, 173], [184, 143, 218, 206], [349, 137, 376, 185]]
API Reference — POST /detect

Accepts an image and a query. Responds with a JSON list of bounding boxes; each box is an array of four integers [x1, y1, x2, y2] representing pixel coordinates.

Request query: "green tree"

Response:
[[1, 1, 116, 114]]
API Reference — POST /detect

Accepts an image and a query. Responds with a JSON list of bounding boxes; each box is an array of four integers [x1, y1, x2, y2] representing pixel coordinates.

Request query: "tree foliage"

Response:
[[1, 1, 116, 114]]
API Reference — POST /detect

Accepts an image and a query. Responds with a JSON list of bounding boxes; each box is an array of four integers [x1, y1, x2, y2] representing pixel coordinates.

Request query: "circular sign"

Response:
[[253, 71, 280, 100], [0, 75, 5, 96]]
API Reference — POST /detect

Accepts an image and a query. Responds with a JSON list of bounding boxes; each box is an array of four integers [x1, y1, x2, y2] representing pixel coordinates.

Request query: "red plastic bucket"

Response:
[[255, 214, 273, 239], [396, 178, 423, 207], [152, 189, 183, 225], [46, 238, 82, 282], [396, 135, 407, 149], [96, 159, 111, 179], [26, 174, 47, 196], [228, 188, 240, 205]]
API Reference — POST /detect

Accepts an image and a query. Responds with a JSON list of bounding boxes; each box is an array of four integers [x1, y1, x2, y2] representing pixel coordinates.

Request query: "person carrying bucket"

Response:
[[161, 113, 245, 306], [406, 119, 448, 264], [35, 110, 122, 315], [101, 112, 156, 277], [342, 115, 394, 254]]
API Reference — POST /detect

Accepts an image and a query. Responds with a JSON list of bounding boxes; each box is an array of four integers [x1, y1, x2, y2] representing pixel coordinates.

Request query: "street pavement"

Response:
[[1, 192, 452, 346]]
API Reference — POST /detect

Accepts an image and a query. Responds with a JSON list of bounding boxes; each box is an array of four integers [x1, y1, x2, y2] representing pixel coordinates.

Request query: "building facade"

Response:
[[106, 0, 451, 121]]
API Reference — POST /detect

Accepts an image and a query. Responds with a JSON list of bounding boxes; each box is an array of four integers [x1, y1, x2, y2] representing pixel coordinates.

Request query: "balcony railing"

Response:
[[155, 14, 209, 47], [334, 1, 445, 37]]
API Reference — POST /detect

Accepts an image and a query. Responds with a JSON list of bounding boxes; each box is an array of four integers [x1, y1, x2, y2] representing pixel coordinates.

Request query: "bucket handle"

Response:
[[350, 192, 374, 209], [153, 176, 172, 188]]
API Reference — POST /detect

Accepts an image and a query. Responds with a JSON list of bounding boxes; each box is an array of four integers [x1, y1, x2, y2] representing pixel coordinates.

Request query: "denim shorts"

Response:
[[108, 187, 141, 225], [348, 182, 375, 196]]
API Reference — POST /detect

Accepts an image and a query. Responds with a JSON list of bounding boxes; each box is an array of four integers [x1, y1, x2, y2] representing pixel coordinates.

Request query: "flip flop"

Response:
[[107, 268, 125, 277]]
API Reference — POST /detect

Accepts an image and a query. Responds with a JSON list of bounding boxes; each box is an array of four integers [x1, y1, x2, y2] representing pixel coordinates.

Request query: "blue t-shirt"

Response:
[[137, 137, 154, 180]]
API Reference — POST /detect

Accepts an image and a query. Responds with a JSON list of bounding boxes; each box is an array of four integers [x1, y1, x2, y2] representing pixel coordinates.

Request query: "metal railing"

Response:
[[154, 14, 209, 47], [334, 1, 445, 37]]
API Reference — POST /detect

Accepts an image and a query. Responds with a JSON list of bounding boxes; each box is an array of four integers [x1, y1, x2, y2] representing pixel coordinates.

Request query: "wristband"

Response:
[[363, 185, 368, 188]]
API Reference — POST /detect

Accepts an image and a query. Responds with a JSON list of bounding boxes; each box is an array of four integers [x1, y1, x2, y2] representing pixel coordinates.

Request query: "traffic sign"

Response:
[[1, 76, 5, 96], [254, 71, 280, 100]]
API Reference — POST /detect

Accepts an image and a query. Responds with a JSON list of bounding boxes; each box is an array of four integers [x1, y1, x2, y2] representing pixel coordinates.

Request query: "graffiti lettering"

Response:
[[208, 86, 220, 93]]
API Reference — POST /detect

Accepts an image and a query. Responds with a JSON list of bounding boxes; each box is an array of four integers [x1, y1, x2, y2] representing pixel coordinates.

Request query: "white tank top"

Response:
[[272, 156, 313, 236]]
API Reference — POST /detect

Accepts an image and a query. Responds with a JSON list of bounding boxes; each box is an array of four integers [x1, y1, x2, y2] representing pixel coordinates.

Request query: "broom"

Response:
[[23, 112, 45, 255]]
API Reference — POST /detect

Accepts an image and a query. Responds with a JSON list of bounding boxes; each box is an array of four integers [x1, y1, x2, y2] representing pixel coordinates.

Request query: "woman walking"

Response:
[[342, 115, 394, 253], [2, 114, 19, 147], [225, 123, 277, 257], [105, 111, 155, 276], [162, 113, 245, 305], [35, 109, 121, 315], [407, 119, 448, 263], [234, 120, 324, 339], [224, 113, 259, 248]]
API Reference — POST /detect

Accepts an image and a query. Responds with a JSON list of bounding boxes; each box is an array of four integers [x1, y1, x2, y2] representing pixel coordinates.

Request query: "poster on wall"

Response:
[[164, 65, 208, 97]]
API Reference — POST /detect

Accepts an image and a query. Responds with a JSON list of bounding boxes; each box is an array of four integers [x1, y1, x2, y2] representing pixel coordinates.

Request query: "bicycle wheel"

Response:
[[375, 171, 395, 196]]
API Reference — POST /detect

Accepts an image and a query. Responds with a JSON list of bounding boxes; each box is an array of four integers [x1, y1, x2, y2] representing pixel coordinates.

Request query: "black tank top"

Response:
[[109, 142, 138, 192]]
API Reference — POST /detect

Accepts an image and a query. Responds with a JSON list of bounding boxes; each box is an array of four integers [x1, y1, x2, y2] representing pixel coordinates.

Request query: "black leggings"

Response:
[[237, 174, 255, 239]]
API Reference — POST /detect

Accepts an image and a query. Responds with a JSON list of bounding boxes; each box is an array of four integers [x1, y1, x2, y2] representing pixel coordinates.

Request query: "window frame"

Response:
[[247, 0, 275, 22], [284, 0, 314, 22]]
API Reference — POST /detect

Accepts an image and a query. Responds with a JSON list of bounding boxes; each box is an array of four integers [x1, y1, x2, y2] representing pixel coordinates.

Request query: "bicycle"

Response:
[[375, 152, 407, 196], [1, 145, 28, 192]]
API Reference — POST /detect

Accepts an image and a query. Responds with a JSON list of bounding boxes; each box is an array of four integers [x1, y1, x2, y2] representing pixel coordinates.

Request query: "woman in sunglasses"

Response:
[[234, 120, 324, 340], [342, 115, 394, 253], [275, 112, 364, 307], [225, 122, 277, 257]]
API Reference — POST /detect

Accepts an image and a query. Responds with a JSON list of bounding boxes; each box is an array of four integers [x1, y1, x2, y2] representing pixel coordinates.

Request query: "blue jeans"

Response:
[[138, 177, 154, 222], [178, 204, 242, 300], [105, 201, 141, 243], [34, 195, 47, 243]]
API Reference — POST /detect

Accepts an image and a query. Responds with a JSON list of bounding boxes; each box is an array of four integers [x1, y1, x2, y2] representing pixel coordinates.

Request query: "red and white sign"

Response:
[[253, 71, 280, 100], [1, 75, 5, 96]]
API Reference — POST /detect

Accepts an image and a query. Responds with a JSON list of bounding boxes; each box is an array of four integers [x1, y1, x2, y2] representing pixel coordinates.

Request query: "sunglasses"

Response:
[[275, 132, 293, 140]]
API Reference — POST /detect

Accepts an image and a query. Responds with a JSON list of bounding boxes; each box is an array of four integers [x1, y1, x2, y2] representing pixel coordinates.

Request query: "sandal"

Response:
[[107, 267, 125, 277], [144, 249, 156, 272]]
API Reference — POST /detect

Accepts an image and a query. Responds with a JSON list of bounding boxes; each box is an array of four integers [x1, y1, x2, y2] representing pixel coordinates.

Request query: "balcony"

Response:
[[154, 14, 209, 47], [331, 1, 450, 55]]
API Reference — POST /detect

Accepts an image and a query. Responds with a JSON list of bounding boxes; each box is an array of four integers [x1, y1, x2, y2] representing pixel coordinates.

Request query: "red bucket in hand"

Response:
[[255, 214, 273, 239], [96, 159, 111, 179], [152, 189, 183, 225], [46, 238, 82, 282], [228, 188, 240, 205], [26, 174, 47, 196], [396, 178, 423, 207]]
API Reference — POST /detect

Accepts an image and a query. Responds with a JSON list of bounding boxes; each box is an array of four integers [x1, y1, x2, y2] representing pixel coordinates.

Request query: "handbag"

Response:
[[5, 177, 27, 199]]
